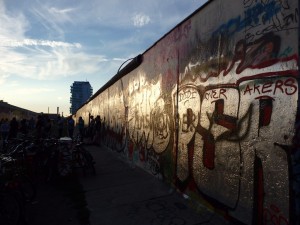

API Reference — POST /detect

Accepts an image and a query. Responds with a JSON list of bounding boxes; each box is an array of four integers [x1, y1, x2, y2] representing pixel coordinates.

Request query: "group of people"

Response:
[[0, 114, 103, 149], [74, 115, 103, 145], [31, 114, 78, 139], [0, 117, 34, 149], [85, 115, 102, 145], [0, 115, 72, 149], [0, 117, 35, 139]]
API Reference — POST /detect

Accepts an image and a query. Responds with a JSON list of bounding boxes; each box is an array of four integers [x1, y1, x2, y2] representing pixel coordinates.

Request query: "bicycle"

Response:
[[0, 155, 31, 225], [72, 142, 96, 176], [0, 154, 37, 203]]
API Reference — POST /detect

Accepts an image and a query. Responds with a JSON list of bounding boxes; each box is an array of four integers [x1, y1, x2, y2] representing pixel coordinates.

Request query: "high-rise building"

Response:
[[70, 81, 93, 114]]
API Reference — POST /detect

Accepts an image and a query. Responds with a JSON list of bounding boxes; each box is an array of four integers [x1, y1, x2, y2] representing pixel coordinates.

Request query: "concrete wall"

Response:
[[75, 0, 300, 224]]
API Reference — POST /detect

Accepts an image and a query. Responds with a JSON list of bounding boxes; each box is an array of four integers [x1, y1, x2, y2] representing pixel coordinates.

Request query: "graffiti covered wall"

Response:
[[76, 0, 300, 224]]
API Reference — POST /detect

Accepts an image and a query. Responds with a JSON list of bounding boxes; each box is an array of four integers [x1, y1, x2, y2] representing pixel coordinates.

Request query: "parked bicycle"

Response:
[[37, 137, 96, 181], [58, 137, 96, 177], [0, 135, 96, 225], [72, 142, 96, 176], [0, 155, 32, 225]]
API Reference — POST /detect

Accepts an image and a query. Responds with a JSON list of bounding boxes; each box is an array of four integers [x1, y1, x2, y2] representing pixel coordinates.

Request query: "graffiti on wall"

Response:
[[213, 0, 299, 42], [126, 72, 171, 155], [172, 1, 298, 220], [76, 0, 299, 224], [176, 75, 297, 224]]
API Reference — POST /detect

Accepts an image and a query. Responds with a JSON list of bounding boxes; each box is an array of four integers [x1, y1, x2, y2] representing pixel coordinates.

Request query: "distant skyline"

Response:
[[0, 0, 208, 116]]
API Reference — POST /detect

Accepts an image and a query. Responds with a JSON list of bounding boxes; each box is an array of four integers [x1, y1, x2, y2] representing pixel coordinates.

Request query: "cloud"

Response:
[[35, 5, 76, 25], [0, 2, 105, 82], [0, 38, 81, 48], [31, 48, 106, 80], [0, 42, 107, 81], [48, 6, 75, 19], [0, 1, 28, 39], [132, 13, 151, 27], [112, 57, 129, 61], [15, 87, 55, 95], [30, 8, 65, 39]]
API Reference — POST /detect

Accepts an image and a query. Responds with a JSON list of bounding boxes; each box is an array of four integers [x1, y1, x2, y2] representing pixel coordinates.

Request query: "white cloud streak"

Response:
[[0, 38, 81, 48]]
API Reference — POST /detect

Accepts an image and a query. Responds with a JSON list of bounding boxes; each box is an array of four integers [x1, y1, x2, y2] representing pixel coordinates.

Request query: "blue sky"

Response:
[[0, 0, 208, 116]]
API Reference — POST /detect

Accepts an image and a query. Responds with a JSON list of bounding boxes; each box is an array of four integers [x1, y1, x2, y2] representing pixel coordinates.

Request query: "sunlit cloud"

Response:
[[1, 41, 111, 81], [28, 49, 107, 80], [132, 13, 151, 27]]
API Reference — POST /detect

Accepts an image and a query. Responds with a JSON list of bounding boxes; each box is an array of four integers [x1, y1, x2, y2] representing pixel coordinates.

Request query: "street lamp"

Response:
[[117, 57, 135, 74], [117, 54, 143, 75]]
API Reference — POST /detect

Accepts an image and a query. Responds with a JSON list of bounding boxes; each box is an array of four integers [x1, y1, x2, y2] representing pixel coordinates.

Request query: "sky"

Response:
[[0, 0, 208, 116]]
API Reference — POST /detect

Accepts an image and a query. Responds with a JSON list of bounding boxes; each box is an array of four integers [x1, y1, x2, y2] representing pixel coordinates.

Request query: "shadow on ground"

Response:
[[25, 173, 90, 225]]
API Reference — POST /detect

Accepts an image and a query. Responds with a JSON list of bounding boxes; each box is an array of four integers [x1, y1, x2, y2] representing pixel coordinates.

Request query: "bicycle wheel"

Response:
[[0, 191, 22, 225]]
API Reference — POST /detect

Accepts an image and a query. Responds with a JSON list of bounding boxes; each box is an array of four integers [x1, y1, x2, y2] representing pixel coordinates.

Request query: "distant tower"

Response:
[[70, 81, 93, 114]]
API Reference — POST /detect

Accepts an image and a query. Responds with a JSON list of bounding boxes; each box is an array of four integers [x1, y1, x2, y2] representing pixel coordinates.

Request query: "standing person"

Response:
[[67, 116, 75, 139], [19, 119, 28, 137], [1, 118, 10, 150], [57, 115, 64, 138], [44, 116, 52, 138], [35, 114, 45, 139], [88, 116, 95, 141], [28, 117, 35, 131], [9, 117, 19, 139], [78, 116, 85, 142], [93, 115, 102, 145]]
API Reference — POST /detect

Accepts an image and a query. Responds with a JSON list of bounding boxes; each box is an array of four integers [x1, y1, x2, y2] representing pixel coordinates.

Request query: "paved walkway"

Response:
[[80, 145, 230, 225]]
